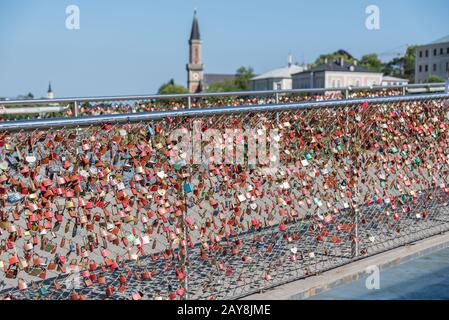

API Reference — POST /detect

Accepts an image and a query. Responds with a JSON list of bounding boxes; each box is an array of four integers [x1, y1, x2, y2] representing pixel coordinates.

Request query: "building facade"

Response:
[[381, 76, 409, 86], [186, 10, 204, 93], [292, 58, 382, 89], [250, 55, 307, 91], [415, 35, 449, 83]]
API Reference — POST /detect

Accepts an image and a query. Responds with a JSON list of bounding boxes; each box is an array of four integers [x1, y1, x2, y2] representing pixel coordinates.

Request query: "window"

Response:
[[419, 51, 423, 58], [425, 50, 429, 57], [433, 64, 437, 71], [425, 65, 428, 72], [434, 49, 437, 56], [441, 48, 444, 55], [447, 47, 449, 54], [419, 65, 422, 72]]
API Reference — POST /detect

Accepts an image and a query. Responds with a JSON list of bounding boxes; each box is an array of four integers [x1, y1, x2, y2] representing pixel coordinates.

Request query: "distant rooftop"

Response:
[[382, 75, 409, 82], [203, 73, 235, 87], [251, 64, 306, 81], [428, 35, 449, 45], [294, 59, 380, 75]]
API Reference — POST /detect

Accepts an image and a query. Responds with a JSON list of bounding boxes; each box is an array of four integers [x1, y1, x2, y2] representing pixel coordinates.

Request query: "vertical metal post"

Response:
[[402, 86, 407, 96], [187, 96, 192, 109], [72, 101, 78, 117], [182, 189, 189, 300], [344, 89, 349, 99], [275, 93, 280, 123], [445, 73, 449, 108], [445, 72, 449, 94], [352, 209, 359, 258]]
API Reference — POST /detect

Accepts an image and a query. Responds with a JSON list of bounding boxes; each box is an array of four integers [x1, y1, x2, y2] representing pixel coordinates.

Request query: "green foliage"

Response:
[[359, 54, 383, 72], [382, 45, 417, 82], [157, 79, 188, 95], [207, 79, 239, 92], [206, 66, 255, 92], [313, 50, 355, 66], [425, 74, 445, 83], [234, 66, 255, 91]]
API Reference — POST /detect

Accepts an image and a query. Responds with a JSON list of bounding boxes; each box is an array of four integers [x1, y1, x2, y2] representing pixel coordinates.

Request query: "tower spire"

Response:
[[190, 9, 200, 41], [47, 81, 54, 99], [186, 10, 204, 93]]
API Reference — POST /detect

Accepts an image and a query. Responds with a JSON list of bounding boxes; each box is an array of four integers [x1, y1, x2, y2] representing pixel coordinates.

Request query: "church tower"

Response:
[[47, 82, 54, 99], [186, 10, 204, 93]]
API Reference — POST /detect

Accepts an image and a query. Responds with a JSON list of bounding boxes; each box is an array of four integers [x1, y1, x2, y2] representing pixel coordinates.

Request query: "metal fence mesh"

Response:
[[1, 95, 449, 300]]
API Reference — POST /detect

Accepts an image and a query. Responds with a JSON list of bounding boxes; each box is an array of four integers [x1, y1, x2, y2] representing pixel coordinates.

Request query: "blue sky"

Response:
[[0, 0, 448, 98]]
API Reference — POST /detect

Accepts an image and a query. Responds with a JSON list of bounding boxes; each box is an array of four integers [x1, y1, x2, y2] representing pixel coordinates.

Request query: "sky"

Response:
[[0, 0, 448, 98]]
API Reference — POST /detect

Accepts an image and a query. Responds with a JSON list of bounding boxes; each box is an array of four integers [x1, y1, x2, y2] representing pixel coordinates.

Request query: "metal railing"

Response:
[[1, 92, 449, 300], [0, 82, 446, 117]]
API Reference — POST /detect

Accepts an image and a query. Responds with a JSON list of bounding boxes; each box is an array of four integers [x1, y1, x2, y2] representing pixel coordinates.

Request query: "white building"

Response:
[[292, 58, 382, 89], [415, 35, 449, 83], [250, 55, 307, 91], [381, 76, 409, 86]]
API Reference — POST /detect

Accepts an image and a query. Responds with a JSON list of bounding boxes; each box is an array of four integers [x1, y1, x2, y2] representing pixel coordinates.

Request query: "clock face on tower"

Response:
[[193, 72, 199, 80]]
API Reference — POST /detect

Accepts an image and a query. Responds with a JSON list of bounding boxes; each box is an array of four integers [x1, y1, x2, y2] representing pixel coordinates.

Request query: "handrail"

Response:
[[1, 92, 448, 131], [0, 105, 69, 115], [0, 82, 445, 106]]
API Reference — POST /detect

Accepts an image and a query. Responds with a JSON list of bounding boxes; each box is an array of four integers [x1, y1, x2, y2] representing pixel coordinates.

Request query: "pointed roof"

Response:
[[47, 82, 52, 93], [190, 10, 200, 41]]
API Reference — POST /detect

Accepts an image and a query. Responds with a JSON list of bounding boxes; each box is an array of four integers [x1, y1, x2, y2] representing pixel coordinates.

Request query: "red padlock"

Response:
[[89, 260, 97, 271], [106, 285, 114, 297]]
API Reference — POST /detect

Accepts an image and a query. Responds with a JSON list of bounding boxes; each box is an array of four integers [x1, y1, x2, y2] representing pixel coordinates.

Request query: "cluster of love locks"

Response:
[[73, 90, 402, 117], [1, 95, 449, 300]]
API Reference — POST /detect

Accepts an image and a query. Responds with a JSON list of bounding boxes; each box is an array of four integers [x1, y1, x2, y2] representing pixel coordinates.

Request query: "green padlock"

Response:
[[126, 233, 136, 243], [39, 287, 47, 296]]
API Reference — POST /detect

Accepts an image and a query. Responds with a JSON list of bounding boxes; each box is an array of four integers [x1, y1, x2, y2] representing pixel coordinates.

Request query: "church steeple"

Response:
[[190, 10, 200, 41], [47, 81, 54, 99], [186, 10, 204, 93]]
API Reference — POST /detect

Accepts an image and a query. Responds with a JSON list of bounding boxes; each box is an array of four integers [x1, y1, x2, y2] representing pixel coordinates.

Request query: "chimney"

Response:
[[324, 58, 328, 64], [288, 54, 293, 67], [353, 60, 358, 66], [339, 57, 344, 67]]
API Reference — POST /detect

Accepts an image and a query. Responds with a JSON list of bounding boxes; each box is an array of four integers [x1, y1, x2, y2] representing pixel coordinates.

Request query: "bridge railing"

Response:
[[1, 92, 449, 300], [0, 82, 446, 118]]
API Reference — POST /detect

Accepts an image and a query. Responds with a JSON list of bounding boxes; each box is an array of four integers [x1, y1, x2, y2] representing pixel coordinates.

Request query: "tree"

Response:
[[382, 45, 417, 82], [157, 79, 188, 95], [234, 66, 255, 91], [313, 49, 355, 66], [207, 79, 239, 92], [402, 45, 417, 82], [359, 54, 383, 72], [425, 75, 445, 83], [206, 66, 255, 92], [382, 57, 402, 77]]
